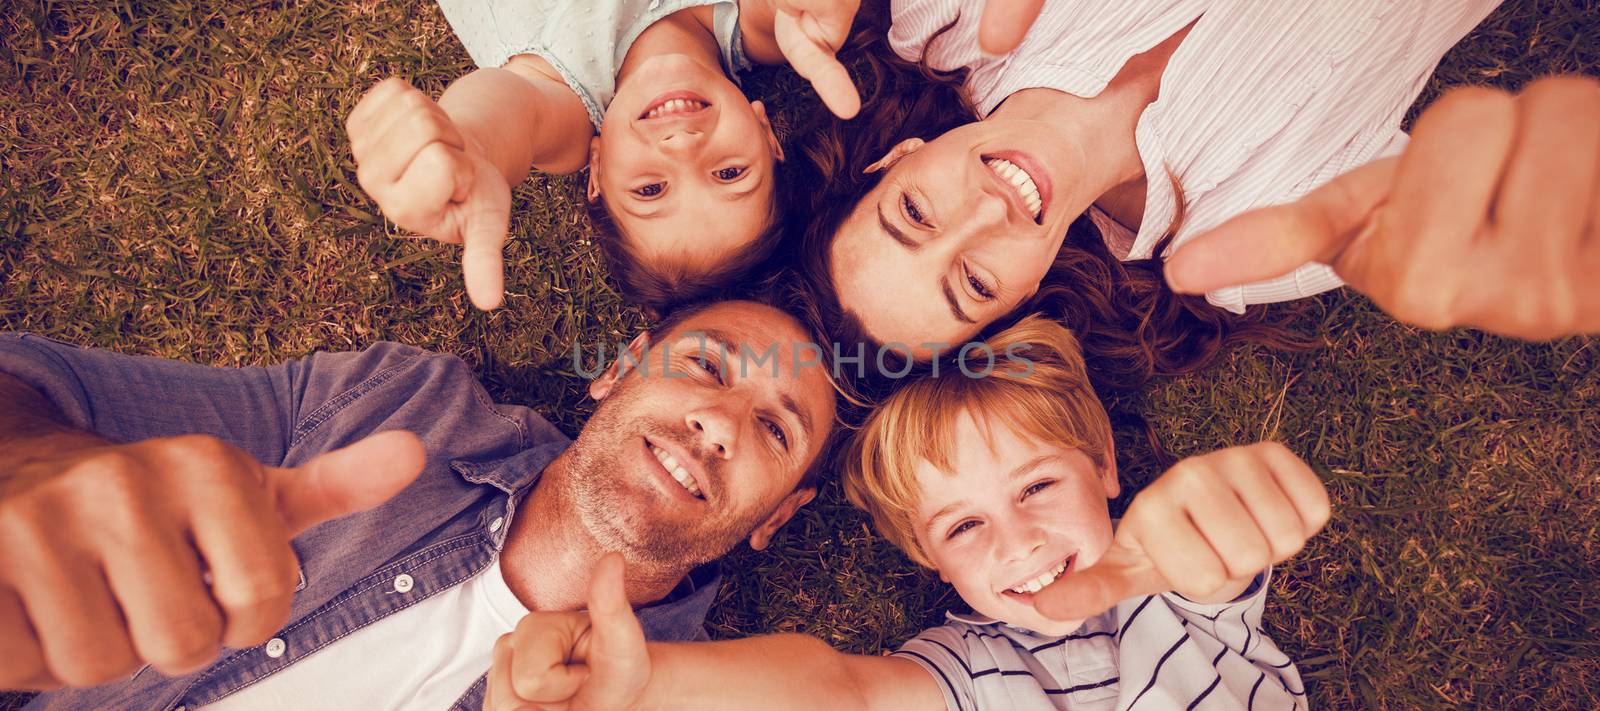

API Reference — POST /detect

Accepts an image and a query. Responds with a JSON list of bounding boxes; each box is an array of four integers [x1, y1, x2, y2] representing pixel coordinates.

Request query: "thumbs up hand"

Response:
[[347, 77, 514, 310], [485, 553, 652, 711], [772, 0, 862, 118], [0, 430, 425, 690], [1033, 443, 1330, 623], [1165, 76, 1600, 341]]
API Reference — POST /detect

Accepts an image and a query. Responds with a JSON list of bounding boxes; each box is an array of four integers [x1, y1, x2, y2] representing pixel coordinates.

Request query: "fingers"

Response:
[[577, 553, 650, 709], [977, 0, 1045, 57], [1247, 442, 1332, 537], [18, 553, 139, 688], [1164, 158, 1398, 294], [459, 159, 513, 311], [1353, 86, 1517, 330], [773, 11, 861, 118], [0, 587, 59, 690], [349, 77, 479, 240], [267, 430, 426, 537], [1467, 76, 1600, 337], [508, 612, 592, 704], [485, 634, 529, 711], [187, 492, 299, 649], [1032, 545, 1162, 622], [102, 524, 226, 674]]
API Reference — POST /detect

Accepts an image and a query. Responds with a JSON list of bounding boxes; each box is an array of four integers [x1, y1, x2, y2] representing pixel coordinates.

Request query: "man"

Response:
[[0, 299, 839, 710]]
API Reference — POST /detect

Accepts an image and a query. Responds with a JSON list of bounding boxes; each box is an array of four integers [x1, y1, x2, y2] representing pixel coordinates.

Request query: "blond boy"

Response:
[[484, 316, 1331, 710]]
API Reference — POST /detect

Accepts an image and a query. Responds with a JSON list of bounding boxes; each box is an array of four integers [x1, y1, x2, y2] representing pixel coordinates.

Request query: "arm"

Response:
[[438, 57, 594, 179], [483, 554, 945, 711], [640, 637, 939, 711], [345, 63, 591, 310]]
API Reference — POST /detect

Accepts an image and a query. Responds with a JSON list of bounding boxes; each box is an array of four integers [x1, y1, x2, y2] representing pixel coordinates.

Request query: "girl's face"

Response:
[[829, 119, 1097, 357], [592, 53, 784, 273], [911, 410, 1119, 636]]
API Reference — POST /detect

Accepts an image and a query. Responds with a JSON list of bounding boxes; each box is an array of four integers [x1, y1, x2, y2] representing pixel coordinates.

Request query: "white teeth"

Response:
[[983, 157, 1043, 220], [1007, 558, 1071, 595], [649, 443, 703, 498], [644, 98, 707, 119]]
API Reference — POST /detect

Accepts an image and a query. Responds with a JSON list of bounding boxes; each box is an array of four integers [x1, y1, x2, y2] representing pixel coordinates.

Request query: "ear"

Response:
[[589, 331, 652, 401], [747, 487, 816, 550], [586, 136, 603, 203], [752, 100, 785, 163], [1099, 442, 1121, 499], [863, 138, 926, 174]]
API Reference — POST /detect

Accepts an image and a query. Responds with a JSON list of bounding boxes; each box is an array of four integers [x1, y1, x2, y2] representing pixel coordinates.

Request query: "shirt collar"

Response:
[[448, 439, 571, 495]]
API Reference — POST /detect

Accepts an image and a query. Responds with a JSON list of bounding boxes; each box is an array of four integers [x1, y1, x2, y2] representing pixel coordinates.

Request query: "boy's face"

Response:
[[592, 54, 783, 275], [911, 410, 1120, 636]]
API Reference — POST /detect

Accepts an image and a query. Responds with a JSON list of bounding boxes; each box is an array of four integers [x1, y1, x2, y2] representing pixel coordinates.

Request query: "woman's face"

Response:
[[829, 120, 1094, 356]]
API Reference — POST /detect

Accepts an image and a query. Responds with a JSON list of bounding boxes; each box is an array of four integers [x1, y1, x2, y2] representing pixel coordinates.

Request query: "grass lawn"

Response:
[[2, 0, 1597, 708]]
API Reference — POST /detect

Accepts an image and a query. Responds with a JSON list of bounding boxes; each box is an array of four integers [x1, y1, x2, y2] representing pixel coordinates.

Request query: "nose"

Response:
[[658, 129, 707, 157], [997, 520, 1047, 565], [685, 406, 737, 460]]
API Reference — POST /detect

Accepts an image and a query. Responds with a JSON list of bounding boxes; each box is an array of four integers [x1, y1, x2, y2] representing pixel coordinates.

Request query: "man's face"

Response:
[[560, 301, 837, 569], [911, 410, 1119, 635]]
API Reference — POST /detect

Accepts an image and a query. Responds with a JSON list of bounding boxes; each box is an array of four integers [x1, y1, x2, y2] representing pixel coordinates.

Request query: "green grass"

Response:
[[2, 1, 1597, 708]]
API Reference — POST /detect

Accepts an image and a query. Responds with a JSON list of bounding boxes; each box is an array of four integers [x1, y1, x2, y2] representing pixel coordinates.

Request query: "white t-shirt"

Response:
[[889, 0, 1501, 313], [201, 557, 527, 710]]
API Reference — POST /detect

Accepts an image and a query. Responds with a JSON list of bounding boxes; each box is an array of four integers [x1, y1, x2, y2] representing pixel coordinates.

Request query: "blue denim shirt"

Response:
[[0, 334, 721, 710]]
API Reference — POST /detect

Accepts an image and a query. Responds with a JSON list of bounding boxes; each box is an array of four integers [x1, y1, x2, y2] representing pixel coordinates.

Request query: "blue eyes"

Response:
[[634, 183, 664, 197], [944, 480, 1056, 539], [715, 166, 748, 181]]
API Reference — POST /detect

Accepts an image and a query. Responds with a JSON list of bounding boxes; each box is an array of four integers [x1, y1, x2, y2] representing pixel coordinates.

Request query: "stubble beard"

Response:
[[561, 378, 770, 570]]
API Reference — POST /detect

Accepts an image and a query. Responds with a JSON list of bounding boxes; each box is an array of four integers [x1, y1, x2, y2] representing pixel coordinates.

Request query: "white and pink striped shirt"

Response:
[[888, 0, 1501, 313]]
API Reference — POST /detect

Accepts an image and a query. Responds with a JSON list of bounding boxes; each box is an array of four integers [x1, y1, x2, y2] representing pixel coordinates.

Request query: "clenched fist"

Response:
[[347, 77, 513, 310]]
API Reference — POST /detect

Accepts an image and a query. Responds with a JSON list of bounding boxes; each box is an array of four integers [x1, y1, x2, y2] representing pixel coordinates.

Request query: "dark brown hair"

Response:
[[784, 8, 1309, 398], [586, 181, 786, 316]]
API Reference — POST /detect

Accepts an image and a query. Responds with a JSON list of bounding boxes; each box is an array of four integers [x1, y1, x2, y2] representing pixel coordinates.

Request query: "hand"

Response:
[[1165, 75, 1600, 340], [485, 553, 650, 711], [772, 0, 862, 118], [977, 0, 1045, 57], [0, 430, 425, 690], [347, 77, 514, 310], [1033, 442, 1331, 622]]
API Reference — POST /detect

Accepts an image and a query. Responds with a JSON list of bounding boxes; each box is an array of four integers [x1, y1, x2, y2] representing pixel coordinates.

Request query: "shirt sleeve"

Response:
[[0, 333, 465, 468], [891, 624, 977, 711], [1159, 569, 1309, 709]]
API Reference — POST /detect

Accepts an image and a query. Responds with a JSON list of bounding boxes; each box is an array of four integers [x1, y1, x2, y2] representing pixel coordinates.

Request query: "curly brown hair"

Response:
[[783, 5, 1310, 397]]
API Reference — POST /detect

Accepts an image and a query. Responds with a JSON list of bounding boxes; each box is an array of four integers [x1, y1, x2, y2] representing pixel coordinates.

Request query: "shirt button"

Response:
[[393, 573, 415, 593], [265, 638, 286, 658], [489, 517, 504, 533]]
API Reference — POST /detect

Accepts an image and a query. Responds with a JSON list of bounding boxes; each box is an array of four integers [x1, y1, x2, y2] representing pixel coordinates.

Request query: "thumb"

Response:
[[458, 158, 513, 310], [1032, 546, 1165, 622], [978, 0, 1045, 57], [775, 11, 861, 119], [1164, 157, 1400, 295], [267, 430, 426, 537], [578, 553, 649, 708]]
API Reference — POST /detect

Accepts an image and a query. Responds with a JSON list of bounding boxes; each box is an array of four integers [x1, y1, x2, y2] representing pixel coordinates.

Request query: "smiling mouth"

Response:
[[981, 155, 1044, 224], [647, 439, 704, 499], [639, 93, 711, 120], [1003, 554, 1076, 596]]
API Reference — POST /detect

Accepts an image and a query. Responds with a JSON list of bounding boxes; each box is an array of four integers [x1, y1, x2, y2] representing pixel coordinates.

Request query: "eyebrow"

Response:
[[942, 280, 976, 324], [877, 202, 919, 251], [692, 328, 814, 450], [921, 455, 1063, 538]]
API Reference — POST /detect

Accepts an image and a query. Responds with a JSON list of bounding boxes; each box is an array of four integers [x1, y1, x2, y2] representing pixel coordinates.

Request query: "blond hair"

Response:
[[841, 316, 1114, 568]]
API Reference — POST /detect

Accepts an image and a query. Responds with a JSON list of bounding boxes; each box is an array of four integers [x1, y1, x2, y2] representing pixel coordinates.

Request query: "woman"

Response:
[[788, 0, 1499, 390]]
